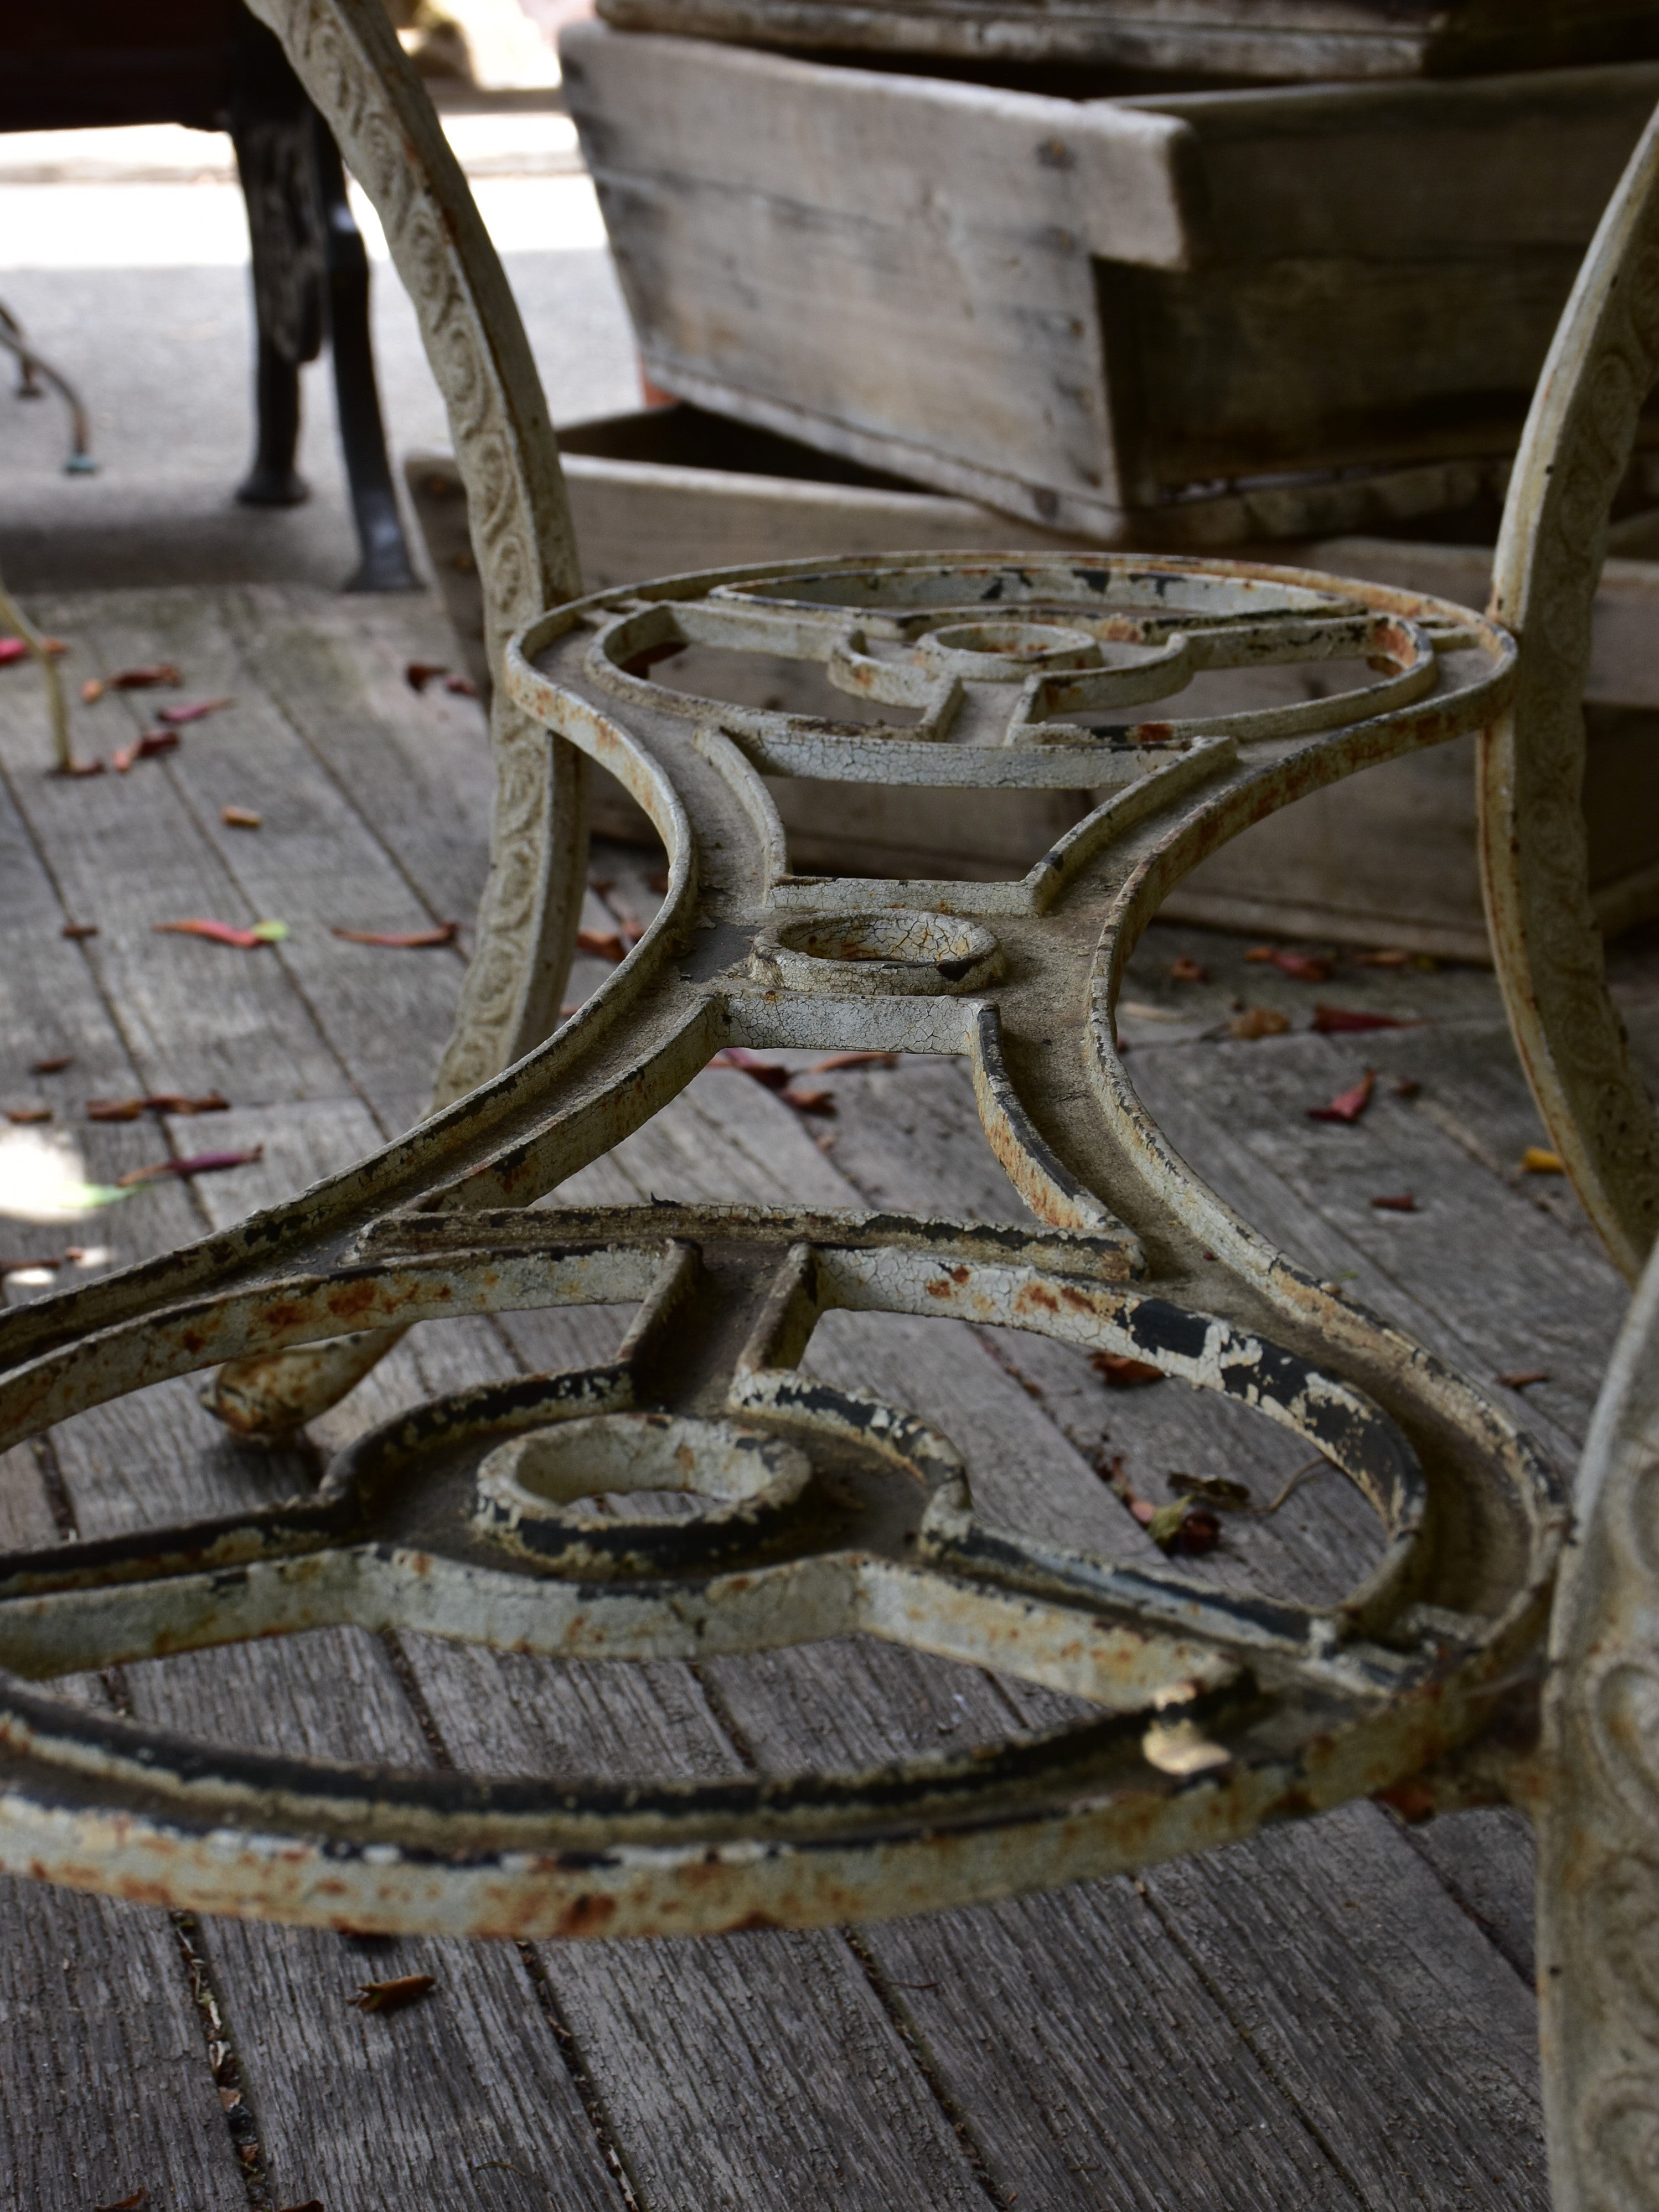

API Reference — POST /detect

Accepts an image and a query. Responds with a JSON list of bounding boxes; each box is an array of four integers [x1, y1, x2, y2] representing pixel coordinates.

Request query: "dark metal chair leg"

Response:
[[313, 122, 418, 592], [237, 329, 308, 506]]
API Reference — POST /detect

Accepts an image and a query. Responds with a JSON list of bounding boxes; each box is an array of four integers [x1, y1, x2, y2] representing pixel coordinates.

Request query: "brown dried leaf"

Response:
[[810, 1051, 897, 1072], [330, 922, 458, 949], [784, 1084, 836, 1117], [1392, 1077, 1422, 1099], [348, 1971, 436, 2014], [1168, 1472, 1253, 1510], [108, 663, 180, 690], [30, 1055, 73, 1074], [1369, 1192, 1419, 1212], [1169, 954, 1207, 982], [1228, 1006, 1290, 1041], [115, 1145, 262, 1188], [1497, 1369, 1549, 1389], [112, 729, 179, 772], [61, 922, 98, 939], [1245, 946, 1332, 981], [4, 1105, 52, 1124], [405, 660, 448, 692], [1311, 1004, 1415, 1033], [92, 2194, 149, 2211], [1091, 1351, 1164, 1388], [575, 927, 627, 964]]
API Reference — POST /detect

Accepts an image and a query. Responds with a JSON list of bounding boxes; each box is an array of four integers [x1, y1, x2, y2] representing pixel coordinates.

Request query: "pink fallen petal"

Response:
[[1307, 1069, 1377, 1125], [156, 697, 233, 726]]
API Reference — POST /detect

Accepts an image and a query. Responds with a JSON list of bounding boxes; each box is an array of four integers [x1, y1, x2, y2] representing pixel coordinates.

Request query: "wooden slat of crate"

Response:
[[592, 0, 1659, 79]]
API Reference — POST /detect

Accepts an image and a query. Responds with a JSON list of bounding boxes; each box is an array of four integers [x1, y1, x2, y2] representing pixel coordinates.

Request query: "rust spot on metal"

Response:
[[557, 1893, 617, 1937]]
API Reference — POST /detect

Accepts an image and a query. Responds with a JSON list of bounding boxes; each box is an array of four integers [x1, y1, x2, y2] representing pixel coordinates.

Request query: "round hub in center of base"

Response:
[[472, 1411, 812, 1578]]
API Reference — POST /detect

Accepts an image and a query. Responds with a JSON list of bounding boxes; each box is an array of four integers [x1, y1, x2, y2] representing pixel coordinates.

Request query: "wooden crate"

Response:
[[405, 417, 1659, 955], [562, 26, 1659, 543], [591, 0, 1659, 80]]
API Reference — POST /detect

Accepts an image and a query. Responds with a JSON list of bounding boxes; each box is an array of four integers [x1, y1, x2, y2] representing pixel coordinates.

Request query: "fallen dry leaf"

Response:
[[154, 918, 287, 949], [1091, 1351, 1165, 1388], [445, 672, 478, 697], [1169, 1472, 1253, 1510], [4, 1105, 52, 1125], [30, 1055, 72, 1074], [108, 663, 180, 690], [221, 804, 261, 829], [576, 927, 628, 964], [1146, 1499, 1222, 1555], [1228, 1006, 1290, 1040], [156, 696, 232, 726], [710, 1047, 790, 1091], [785, 1084, 836, 1117], [348, 1971, 436, 2014], [61, 922, 98, 939], [330, 922, 458, 949], [1369, 1192, 1420, 1212], [112, 730, 179, 772], [811, 1051, 898, 1072], [91, 2192, 149, 2212], [1393, 1077, 1422, 1099], [1353, 948, 1438, 972], [405, 660, 448, 692], [1498, 1368, 1550, 1390], [59, 757, 106, 777], [1308, 1069, 1376, 1125], [87, 1092, 228, 1121], [1245, 946, 1332, 982], [1522, 1146, 1565, 1174], [274, 2201, 325, 2211], [1169, 954, 1207, 983], [1311, 1004, 1416, 1033], [116, 1145, 263, 1188]]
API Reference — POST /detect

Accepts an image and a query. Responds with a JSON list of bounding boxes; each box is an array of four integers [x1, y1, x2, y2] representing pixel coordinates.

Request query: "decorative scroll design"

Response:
[[0, 543, 1565, 1946], [1482, 105, 1659, 1283], [243, 0, 587, 1097], [1539, 1239, 1659, 2212]]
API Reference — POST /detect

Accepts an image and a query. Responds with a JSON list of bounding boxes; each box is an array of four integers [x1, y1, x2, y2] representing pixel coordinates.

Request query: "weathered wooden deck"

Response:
[[0, 580, 1634, 2211]]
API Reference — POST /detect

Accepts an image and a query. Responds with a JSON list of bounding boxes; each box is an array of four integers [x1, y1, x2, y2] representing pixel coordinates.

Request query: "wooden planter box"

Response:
[[406, 413, 1659, 958], [562, 26, 1659, 545]]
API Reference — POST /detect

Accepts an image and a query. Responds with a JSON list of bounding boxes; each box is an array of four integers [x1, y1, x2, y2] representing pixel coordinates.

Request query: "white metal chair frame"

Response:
[[0, 8, 1653, 2204]]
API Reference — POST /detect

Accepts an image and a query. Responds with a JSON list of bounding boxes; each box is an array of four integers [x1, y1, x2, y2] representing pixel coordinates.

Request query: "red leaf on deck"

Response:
[[4, 1105, 52, 1125], [1169, 954, 1208, 983], [405, 660, 448, 692], [115, 1146, 262, 1188], [61, 922, 98, 939], [784, 1085, 836, 1117], [1307, 1069, 1376, 1124], [1091, 1351, 1165, 1388], [1272, 950, 1332, 982], [1228, 1006, 1290, 1040], [156, 696, 232, 726], [1369, 1192, 1420, 1212], [348, 1971, 436, 2014], [1311, 1004, 1414, 1033], [811, 1051, 898, 1071], [1498, 1368, 1550, 1390], [709, 1047, 791, 1091], [30, 1055, 73, 1074], [108, 663, 180, 690], [154, 919, 264, 949], [112, 730, 179, 772], [88, 1093, 228, 1121], [575, 928, 627, 964], [330, 922, 458, 949], [92, 2192, 149, 2211], [445, 673, 478, 697]]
